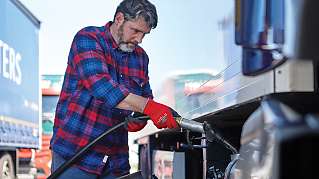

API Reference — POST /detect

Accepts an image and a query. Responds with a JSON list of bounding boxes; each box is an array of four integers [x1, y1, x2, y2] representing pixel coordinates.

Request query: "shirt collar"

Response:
[[104, 21, 119, 49]]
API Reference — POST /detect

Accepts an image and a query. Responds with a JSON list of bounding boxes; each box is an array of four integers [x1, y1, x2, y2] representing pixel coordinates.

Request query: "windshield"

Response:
[[42, 95, 59, 134]]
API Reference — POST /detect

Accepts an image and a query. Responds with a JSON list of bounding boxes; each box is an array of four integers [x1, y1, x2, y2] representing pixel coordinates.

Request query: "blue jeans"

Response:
[[51, 152, 117, 179]]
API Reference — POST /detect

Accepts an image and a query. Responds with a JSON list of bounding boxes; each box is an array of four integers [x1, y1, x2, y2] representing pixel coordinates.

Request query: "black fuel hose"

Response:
[[47, 121, 127, 179]]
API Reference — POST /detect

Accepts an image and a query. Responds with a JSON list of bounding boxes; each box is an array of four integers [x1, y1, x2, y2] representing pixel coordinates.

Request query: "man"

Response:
[[50, 0, 180, 178]]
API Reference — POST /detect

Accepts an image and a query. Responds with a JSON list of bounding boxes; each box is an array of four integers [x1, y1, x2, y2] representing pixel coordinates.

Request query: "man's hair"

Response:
[[114, 0, 158, 29]]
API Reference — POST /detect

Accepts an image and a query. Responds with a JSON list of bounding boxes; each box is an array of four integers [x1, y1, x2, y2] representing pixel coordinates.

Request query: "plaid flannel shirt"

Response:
[[50, 22, 153, 176]]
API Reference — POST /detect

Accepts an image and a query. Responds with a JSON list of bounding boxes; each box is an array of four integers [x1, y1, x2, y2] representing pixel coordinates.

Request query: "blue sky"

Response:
[[20, 0, 233, 90]]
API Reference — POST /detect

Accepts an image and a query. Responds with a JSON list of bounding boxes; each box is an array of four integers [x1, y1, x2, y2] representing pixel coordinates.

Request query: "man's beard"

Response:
[[118, 24, 136, 53], [119, 43, 135, 53]]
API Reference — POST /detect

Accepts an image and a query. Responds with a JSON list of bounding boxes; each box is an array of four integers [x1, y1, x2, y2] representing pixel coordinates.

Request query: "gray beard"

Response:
[[119, 43, 135, 52]]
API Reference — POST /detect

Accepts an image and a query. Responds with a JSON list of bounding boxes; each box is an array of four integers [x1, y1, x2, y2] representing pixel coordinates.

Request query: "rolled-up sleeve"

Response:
[[70, 31, 129, 108]]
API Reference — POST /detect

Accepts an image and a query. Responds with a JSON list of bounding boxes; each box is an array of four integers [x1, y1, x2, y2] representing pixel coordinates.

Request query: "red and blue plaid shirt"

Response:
[[50, 22, 153, 176]]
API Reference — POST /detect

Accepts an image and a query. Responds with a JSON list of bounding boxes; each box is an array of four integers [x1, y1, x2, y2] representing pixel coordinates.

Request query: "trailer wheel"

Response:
[[0, 154, 14, 179]]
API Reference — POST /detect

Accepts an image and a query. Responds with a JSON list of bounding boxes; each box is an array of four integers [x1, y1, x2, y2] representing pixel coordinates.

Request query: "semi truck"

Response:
[[135, 0, 319, 179], [0, 0, 41, 178]]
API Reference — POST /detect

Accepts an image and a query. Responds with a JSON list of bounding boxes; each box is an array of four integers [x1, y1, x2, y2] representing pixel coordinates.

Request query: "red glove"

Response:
[[127, 120, 147, 132], [143, 99, 178, 129]]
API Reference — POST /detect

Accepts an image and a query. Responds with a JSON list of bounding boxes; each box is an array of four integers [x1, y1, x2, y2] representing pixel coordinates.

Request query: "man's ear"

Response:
[[114, 12, 125, 26]]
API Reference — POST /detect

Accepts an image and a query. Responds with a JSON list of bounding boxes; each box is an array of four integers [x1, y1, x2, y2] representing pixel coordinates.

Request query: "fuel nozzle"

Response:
[[175, 117, 205, 133], [175, 117, 238, 154]]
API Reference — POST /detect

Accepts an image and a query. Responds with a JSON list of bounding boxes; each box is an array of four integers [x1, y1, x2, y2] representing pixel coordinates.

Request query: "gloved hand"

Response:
[[127, 120, 147, 132], [143, 99, 179, 129]]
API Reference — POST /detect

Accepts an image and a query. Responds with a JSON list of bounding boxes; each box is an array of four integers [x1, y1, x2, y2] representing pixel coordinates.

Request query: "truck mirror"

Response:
[[235, 0, 286, 76]]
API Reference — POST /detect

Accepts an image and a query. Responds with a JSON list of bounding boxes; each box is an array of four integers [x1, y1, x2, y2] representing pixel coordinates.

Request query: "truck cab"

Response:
[[35, 75, 63, 179]]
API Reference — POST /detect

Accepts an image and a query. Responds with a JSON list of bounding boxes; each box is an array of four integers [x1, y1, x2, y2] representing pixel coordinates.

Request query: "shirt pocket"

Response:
[[126, 76, 147, 96]]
